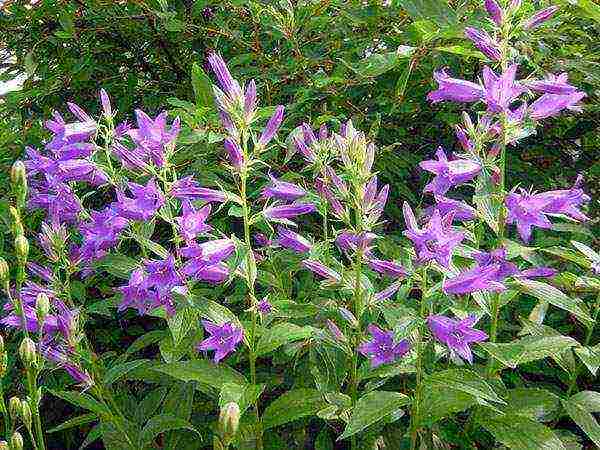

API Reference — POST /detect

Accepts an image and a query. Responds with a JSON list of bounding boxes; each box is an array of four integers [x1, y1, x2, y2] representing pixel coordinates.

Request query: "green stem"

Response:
[[410, 267, 428, 450], [566, 294, 600, 397], [26, 369, 45, 450], [349, 246, 363, 450], [0, 387, 11, 438]]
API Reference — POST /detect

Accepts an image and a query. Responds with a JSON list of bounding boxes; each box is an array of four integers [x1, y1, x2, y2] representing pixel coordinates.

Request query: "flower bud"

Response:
[[20, 400, 32, 429], [10, 161, 26, 187], [10, 432, 23, 450], [15, 235, 29, 262], [0, 353, 7, 378], [36, 293, 50, 321], [0, 440, 8, 450], [0, 258, 8, 283], [8, 397, 21, 422], [19, 338, 37, 367], [9, 207, 24, 236], [219, 402, 240, 438], [0, 335, 4, 353]]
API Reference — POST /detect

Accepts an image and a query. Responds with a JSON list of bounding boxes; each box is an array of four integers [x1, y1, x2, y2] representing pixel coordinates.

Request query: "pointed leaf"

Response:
[[562, 397, 600, 447], [139, 414, 200, 448], [262, 389, 326, 430]]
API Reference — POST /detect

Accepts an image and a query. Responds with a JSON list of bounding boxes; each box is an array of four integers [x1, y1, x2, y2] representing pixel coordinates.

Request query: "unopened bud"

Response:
[[36, 293, 50, 320], [9, 207, 24, 236], [219, 402, 240, 438], [10, 161, 26, 186], [15, 235, 29, 262], [8, 397, 21, 422], [9, 432, 23, 450], [0, 440, 8, 450], [20, 400, 32, 429], [19, 338, 37, 367], [0, 258, 8, 282], [0, 353, 7, 378], [0, 335, 4, 353]]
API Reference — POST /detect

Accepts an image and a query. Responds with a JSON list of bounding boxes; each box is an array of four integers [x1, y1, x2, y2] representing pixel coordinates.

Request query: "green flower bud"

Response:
[[19, 338, 37, 367], [0, 334, 4, 353], [9, 207, 24, 237], [14, 235, 29, 262], [10, 161, 26, 186], [219, 402, 240, 438], [20, 400, 32, 429], [8, 396, 21, 422], [0, 440, 8, 450], [0, 258, 8, 283], [36, 293, 50, 321], [0, 353, 7, 378], [9, 432, 23, 450]]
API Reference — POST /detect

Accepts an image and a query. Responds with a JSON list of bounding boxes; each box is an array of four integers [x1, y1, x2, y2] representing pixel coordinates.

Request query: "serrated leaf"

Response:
[[47, 413, 97, 434], [426, 369, 504, 404], [262, 389, 326, 430], [139, 414, 200, 448], [513, 279, 592, 325], [256, 323, 315, 356], [419, 385, 477, 426], [339, 391, 409, 440], [104, 359, 151, 385], [562, 397, 600, 447]]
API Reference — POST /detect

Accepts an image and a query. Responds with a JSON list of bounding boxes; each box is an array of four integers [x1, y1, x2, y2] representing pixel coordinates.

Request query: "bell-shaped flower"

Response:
[[427, 68, 485, 104], [419, 147, 481, 196], [427, 315, 487, 364], [358, 324, 410, 368], [197, 320, 244, 363]]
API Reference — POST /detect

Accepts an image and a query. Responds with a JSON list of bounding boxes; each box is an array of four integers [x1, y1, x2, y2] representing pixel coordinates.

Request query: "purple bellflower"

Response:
[[424, 195, 477, 221], [419, 148, 481, 196], [505, 189, 553, 242], [113, 178, 165, 221], [258, 105, 285, 147], [257, 298, 272, 315], [485, 0, 503, 25], [79, 207, 129, 262], [302, 259, 342, 283], [368, 259, 407, 279], [224, 138, 244, 170], [529, 91, 586, 120], [175, 201, 212, 243], [197, 320, 244, 363], [208, 53, 243, 100], [525, 73, 579, 95], [262, 175, 306, 201], [264, 203, 316, 220], [170, 176, 227, 203], [427, 69, 485, 104], [126, 110, 180, 168], [428, 315, 488, 364], [464, 27, 501, 61], [524, 6, 559, 29], [276, 227, 312, 253], [403, 202, 464, 268], [358, 324, 410, 368], [482, 64, 525, 113]]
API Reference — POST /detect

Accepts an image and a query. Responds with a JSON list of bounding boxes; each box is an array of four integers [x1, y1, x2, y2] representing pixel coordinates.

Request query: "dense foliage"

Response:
[[0, 1, 599, 450]]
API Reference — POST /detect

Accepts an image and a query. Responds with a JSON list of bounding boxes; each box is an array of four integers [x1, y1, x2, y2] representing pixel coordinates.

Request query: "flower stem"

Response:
[[410, 266, 427, 450], [349, 246, 363, 450]]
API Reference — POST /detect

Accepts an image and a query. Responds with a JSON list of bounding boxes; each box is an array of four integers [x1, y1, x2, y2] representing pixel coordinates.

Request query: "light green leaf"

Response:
[[262, 389, 326, 430], [513, 279, 592, 325], [154, 360, 247, 393], [570, 391, 600, 413], [562, 397, 600, 447], [574, 344, 600, 376], [479, 342, 526, 368], [93, 253, 138, 279], [436, 45, 486, 59], [339, 391, 409, 440], [50, 391, 111, 417], [505, 388, 560, 422], [353, 46, 416, 78], [419, 385, 477, 426], [256, 323, 315, 356]]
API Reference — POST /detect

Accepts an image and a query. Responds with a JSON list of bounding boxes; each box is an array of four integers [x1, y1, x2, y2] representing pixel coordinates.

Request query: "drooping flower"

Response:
[[197, 320, 244, 363], [113, 178, 165, 221], [276, 227, 312, 253], [485, 0, 503, 25], [261, 175, 306, 201], [505, 189, 553, 242], [302, 259, 341, 282], [180, 239, 234, 283], [424, 195, 477, 221], [427, 69, 485, 104], [403, 202, 464, 268], [175, 201, 212, 242], [464, 27, 501, 61], [427, 315, 487, 364], [538, 176, 590, 221], [529, 91, 587, 120], [523, 6, 559, 29], [257, 105, 285, 147], [419, 148, 481, 196], [29, 180, 82, 224], [144, 254, 183, 291], [358, 324, 410, 368], [224, 138, 244, 170], [54, 159, 108, 186], [524, 73, 579, 95], [335, 231, 376, 255], [170, 176, 227, 203], [79, 207, 129, 262], [368, 259, 407, 279], [264, 203, 316, 220]]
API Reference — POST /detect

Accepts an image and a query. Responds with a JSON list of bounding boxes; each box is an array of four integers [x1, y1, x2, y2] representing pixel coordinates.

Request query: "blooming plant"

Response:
[[0, 1, 598, 449]]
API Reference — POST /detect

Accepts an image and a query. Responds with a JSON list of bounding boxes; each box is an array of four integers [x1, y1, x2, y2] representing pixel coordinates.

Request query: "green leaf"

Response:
[[154, 360, 247, 393], [50, 390, 111, 417], [420, 385, 477, 426], [219, 382, 265, 416], [262, 389, 326, 430], [339, 391, 409, 440], [395, 58, 414, 98], [426, 369, 504, 404], [93, 253, 138, 279], [513, 279, 592, 325], [139, 414, 200, 448], [79, 423, 103, 449], [476, 411, 566, 449], [505, 388, 560, 422], [569, 391, 600, 413], [540, 247, 590, 269], [562, 397, 600, 447], [353, 46, 416, 78], [517, 335, 579, 366], [104, 359, 151, 385], [479, 342, 526, 369], [167, 307, 198, 347], [47, 413, 98, 433], [436, 45, 486, 59], [573, 0, 600, 23], [122, 330, 167, 361], [574, 344, 600, 376], [256, 323, 315, 356]]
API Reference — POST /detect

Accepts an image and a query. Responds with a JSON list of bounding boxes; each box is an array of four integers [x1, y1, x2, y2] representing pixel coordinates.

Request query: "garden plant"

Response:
[[0, 0, 599, 449]]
